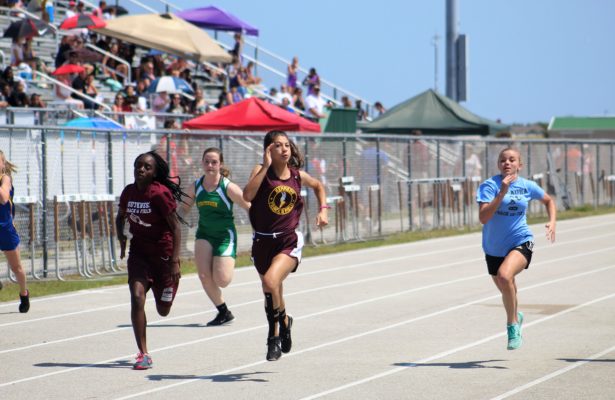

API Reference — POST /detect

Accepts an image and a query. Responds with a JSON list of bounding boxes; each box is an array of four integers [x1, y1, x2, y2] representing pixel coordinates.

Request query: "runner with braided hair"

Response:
[[116, 151, 188, 370]]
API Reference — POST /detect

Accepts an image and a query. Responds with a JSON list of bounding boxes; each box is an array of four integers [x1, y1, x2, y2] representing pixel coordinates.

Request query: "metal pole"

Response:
[[445, 0, 458, 100], [41, 128, 49, 277], [107, 131, 113, 194]]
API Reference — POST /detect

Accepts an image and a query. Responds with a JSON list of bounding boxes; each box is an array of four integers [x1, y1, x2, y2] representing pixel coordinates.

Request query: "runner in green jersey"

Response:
[[180, 148, 250, 326]]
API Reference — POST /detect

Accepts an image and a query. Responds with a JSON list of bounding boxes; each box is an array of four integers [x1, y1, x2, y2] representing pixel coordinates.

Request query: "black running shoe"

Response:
[[280, 315, 293, 353], [266, 336, 282, 361], [207, 310, 235, 326], [19, 290, 30, 313]]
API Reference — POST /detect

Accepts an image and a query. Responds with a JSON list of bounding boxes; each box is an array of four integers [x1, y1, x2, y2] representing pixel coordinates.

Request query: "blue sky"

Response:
[[142, 0, 614, 124]]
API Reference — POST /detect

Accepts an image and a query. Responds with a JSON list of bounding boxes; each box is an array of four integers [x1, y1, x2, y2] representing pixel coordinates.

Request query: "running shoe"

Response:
[[19, 290, 30, 313], [280, 315, 293, 353], [266, 336, 282, 361], [507, 323, 522, 350], [133, 352, 153, 370], [207, 310, 235, 326]]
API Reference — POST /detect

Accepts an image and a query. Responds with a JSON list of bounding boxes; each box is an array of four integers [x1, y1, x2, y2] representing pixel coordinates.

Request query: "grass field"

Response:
[[1, 206, 614, 302]]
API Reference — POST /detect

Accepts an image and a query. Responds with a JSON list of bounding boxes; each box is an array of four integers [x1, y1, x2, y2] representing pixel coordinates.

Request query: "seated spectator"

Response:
[[92, 0, 106, 19], [138, 60, 156, 82], [166, 57, 189, 75], [65, 1, 77, 18], [10, 37, 24, 67], [216, 89, 229, 109], [268, 87, 278, 104], [8, 81, 29, 107], [152, 91, 170, 113], [2, 66, 25, 91], [22, 38, 48, 78], [54, 74, 84, 109], [302, 67, 320, 95], [226, 86, 243, 105], [102, 42, 129, 83], [167, 94, 187, 114], [243, 61, 262, 86], [305, 85, 326, 120], [280, 97, 294, 113], [227, 56, 246, 96], [76, 73, 100, 110], [180, 68, 192, 86], [111, 93, 131, 112], [55, 35, 74, 68], [30, 93, 45, 108], [190, 88, 207, 115], [274, 84, 293, 105], [135, 78, 150, 96], [123, 84, 139, 109], [0, 83, 11, 108], [293, 87, 306, 111]]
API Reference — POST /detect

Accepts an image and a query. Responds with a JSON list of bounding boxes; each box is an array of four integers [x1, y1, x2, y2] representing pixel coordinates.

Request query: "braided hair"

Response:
[[136, 151, 190, 225], [263, 130, 304, 169]]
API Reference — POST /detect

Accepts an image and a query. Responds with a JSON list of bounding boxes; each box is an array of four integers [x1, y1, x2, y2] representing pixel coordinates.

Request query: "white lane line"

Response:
[[297, 292, 615, 400], [2, 226, 612, 325], [115, 280, 615, 399], [489, 344, 615, 399], [2, 255, 613, 391], [3, 239, 614, 354], [1, 218, 611, 308]]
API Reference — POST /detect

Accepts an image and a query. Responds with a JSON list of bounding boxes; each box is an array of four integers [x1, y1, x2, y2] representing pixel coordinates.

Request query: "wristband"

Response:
[[319, 205, 331, 210]]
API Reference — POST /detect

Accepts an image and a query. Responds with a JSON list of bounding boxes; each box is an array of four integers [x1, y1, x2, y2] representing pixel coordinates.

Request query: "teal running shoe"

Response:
[[507, 323, 522, 350], [133, 352, 153, 370], [518, 311, 524, 333]]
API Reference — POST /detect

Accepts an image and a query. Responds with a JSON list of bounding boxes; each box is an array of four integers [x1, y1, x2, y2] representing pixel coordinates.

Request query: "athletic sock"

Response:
[[264, 293, 276, 338], [278, 308, 287, 329]]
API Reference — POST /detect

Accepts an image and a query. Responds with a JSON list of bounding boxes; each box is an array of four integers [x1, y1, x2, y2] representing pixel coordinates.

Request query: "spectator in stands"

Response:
[[268, 87, 278, 104], [10, 37, 24, 67], [229, 32, 243, 59], [287, 56, 299, 94], [275, 84, 292, 105], [167, 94, 187, 115], [123, 84, 138, 109], [65, 1, 77, 18], [292, 87, 305, 112], [76, 1, 85, 13], [102, 42, 129, 84], [92, 0, 106, 19], [0, 83, 10, 108], [139, 60, 157, 82], [355, 99, 366, 121], [280, 97, 294, 114], [66, 40, 94, 76], [190, 88, 207, 115], [152, 91, 170, 113], [180, 69, 193, 87], [227, 57, 246, 97], [305, 85, 326, 120], [55, 35, 74, 68], [243, 61, 262, 86], [135, 78, 149, 97], [226, 86, 243, 105], [2, 66, 21, 90], [166, 57, 189, 76], [22, 38, 47, 78], [374, 101, 386, 116], [112, 93, 131, 112], [45, 0, 55, 23], [302, 68, 320, 95], [30, 93, 45, 108], [341, 96, 352, 108], [54, 74, 84, 109], [79, 73, 100, 110], [8, 81, 28, 107]]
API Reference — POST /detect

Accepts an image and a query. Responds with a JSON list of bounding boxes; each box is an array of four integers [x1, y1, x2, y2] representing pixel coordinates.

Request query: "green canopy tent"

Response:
[[359, 89, 508, 135]]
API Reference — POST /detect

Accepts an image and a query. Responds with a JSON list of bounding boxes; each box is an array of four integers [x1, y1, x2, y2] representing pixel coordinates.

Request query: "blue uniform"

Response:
[[0, 175, 20, 251], [477, 175, 545, 257]]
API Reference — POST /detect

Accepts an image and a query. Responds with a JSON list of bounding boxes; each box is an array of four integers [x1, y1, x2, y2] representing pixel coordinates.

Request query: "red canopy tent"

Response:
[[183, 97, 321, 133]]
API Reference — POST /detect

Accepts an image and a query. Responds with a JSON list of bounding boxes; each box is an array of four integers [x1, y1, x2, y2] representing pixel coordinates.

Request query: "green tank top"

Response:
[[195, 176, 235, 236]]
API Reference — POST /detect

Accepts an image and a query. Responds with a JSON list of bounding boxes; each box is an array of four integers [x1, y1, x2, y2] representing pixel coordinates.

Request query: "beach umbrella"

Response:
[[52, 64, 85, 76], [64, 117, 124, 129], [60, 13, 106, 30], [3, 18, 50, 40], [147, 76, 194, 94]]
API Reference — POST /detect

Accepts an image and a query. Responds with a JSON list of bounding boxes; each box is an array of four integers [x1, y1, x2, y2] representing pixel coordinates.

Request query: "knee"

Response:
[[130, 292, 146, 309], [197, 271, 209, 284], [216, 274, 232, 288], [497, 273, 514, 287], [261, 275, 279, 292], [156, 305, 171, 317]]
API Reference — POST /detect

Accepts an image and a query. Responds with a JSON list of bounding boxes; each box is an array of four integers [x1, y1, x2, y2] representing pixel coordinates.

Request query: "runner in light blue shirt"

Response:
[[477, 147, 556, 350]]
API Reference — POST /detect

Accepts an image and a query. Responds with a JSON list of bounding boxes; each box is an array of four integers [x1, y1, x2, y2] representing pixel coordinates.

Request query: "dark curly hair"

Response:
[[263, 130, 304, 169]]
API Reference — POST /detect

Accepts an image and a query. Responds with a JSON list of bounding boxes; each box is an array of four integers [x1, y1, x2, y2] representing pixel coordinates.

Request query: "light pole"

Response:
[[432, 34, 440, 92]]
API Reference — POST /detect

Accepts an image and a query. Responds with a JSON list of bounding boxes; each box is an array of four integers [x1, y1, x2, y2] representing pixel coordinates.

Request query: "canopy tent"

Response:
[[359, 89, 508, 136], [93, 13, 232, 63], [176, 6, 259, 36], [183, 97, 321, 133]]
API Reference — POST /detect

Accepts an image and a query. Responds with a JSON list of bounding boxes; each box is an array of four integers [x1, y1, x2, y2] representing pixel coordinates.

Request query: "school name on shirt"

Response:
[[126, 201, 152, 214], [197, 200, 217, 208], [508, 188, 528, 195], [496, 210, 524, 217]]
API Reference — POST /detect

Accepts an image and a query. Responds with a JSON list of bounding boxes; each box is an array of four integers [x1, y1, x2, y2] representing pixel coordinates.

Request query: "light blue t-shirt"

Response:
[[477, 175, 545, 257]]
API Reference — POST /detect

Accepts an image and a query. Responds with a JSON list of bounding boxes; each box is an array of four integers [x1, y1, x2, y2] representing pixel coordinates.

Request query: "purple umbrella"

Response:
[[176, 6, 259, 36]]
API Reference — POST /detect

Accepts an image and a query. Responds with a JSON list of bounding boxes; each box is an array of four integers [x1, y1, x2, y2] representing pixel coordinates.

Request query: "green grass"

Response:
[[1, 206, 614, 303]]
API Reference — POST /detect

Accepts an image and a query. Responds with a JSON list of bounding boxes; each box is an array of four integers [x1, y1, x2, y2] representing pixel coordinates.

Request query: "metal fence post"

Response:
[[41, 128, 49, 277]]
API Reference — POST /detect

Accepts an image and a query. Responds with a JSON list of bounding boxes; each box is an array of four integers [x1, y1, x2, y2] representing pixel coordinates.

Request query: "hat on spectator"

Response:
[[69, 1, 76, 6]]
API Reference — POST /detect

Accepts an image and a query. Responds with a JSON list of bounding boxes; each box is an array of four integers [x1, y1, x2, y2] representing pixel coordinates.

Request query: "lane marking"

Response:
[[489, 344, 615, 399]]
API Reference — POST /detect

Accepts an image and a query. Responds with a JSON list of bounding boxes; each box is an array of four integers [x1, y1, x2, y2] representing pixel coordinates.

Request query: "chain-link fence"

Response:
[[2, 126, 615, 282]]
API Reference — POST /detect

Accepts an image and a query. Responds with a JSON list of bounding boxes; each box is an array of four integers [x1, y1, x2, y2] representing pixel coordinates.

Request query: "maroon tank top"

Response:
[[249, 166, 303, 234]]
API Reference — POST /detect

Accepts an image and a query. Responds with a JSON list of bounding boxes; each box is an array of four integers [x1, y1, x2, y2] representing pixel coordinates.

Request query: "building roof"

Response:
[[548, 116, 615, 131]]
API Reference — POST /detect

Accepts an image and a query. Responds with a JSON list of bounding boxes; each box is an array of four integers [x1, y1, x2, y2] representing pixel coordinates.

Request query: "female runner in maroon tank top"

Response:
[[243, 130, 329, 361]]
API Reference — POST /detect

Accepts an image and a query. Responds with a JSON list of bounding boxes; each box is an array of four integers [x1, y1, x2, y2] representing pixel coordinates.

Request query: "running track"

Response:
[[1, 215, 614, 399]]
